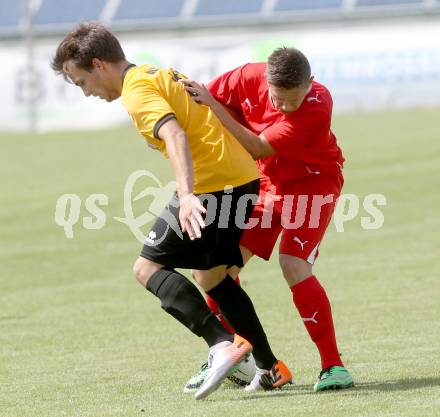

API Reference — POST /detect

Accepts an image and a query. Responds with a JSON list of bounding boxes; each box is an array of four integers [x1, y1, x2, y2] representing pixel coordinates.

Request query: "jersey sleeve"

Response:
[[207, 65, 244, 113], [123, 77, 176, 140]]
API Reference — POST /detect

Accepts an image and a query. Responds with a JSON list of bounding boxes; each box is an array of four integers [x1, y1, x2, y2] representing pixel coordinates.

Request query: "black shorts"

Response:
[[140, 179, 260, 270]]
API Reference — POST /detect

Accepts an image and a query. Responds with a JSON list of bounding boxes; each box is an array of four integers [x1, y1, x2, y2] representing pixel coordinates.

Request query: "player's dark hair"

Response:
[[266, 47, 311, 89], [51, 22, 125, 75]]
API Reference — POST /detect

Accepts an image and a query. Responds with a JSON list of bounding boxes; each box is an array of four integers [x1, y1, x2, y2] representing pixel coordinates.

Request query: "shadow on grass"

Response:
[[0, 315, 26, 322], [223, 376, 440, 401], [354, 376, 440, 392]]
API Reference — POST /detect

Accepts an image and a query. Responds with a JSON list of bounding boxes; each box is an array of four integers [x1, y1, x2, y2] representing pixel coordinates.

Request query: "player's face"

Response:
[[268, 80, 312, 114], [63, 59, 120, 102]]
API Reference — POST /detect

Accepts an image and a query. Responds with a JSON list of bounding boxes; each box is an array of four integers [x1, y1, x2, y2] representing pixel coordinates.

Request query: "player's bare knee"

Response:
[[132, 257, 161, 287], [279, 254, 312, 285], [226, 265, 241, 279], [191, 269, 198, 281], [193, 266, 227, 291], [191, 269, 208, 289], [132, 261, 147, 286]]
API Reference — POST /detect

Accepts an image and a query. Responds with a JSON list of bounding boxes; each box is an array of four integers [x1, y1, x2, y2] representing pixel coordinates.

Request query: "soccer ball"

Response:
[[227, 353, 256, 386]]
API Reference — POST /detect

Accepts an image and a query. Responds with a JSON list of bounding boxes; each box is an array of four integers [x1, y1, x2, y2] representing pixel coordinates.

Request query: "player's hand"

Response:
[[178, 193, 206, 240], [180, 79, 215, 107]]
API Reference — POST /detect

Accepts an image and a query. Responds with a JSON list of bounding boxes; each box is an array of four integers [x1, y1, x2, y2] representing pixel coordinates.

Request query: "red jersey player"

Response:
[[184, 47, 354, 392]]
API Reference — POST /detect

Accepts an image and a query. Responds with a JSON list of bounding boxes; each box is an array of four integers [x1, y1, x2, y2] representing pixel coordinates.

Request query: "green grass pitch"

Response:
[[1, 108, 439, 417]]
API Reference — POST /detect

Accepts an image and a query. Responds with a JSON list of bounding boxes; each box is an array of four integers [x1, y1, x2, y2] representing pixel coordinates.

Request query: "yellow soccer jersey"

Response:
[[121, 64, 259, 194]]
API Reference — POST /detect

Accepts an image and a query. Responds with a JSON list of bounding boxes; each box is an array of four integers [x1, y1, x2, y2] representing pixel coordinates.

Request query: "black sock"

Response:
[[146, 267, 234, 347], [207, 275, 277, 369]]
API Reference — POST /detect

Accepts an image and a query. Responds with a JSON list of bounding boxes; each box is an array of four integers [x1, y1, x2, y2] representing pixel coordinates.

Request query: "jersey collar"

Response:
[[121, 63, 136, 84]]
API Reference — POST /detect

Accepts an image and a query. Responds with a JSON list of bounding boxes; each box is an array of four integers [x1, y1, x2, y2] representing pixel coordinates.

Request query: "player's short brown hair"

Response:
[[51, 22, 125, 74], [266, 47, 311, 89]]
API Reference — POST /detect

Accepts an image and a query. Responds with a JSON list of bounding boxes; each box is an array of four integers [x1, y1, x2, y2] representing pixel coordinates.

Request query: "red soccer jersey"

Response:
[[208, 62, 345, 185]]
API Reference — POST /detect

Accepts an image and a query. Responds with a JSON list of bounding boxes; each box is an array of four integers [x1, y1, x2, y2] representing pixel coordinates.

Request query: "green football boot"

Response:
[[184, 362, 209, 392], [184, 359, 243, 393], [313, 366, 354, 392]]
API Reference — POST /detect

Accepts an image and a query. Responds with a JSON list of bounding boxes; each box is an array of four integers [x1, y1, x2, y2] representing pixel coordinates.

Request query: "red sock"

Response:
[[291, 275, 343, 369], [205, 276, 240, 334]]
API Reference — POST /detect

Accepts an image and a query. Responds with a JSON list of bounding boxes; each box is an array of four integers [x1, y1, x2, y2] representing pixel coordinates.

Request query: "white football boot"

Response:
[[195, 334, 252, 400]]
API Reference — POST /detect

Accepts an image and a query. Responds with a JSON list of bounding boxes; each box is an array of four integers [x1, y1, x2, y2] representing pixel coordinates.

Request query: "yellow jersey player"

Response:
[[51, 22, 292, 399], [121, 64, 258, 193]]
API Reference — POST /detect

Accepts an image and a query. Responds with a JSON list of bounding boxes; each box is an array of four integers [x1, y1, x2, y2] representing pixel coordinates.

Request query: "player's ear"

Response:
[[91, 58, 104, 71]]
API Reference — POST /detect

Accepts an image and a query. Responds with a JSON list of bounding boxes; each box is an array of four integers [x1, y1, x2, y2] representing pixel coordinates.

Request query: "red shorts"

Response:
[[240, 173, 343, 264]]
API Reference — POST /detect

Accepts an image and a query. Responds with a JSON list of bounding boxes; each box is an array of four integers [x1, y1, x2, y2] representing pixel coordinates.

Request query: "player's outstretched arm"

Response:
[[157, 118, 206, 240], [181, 79, 275, 160]]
